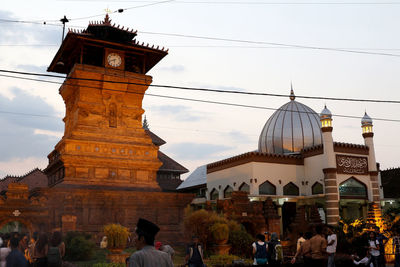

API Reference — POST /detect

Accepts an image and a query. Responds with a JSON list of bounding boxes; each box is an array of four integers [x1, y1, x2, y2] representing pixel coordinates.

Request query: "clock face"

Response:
[[107, 53, 122, 67]]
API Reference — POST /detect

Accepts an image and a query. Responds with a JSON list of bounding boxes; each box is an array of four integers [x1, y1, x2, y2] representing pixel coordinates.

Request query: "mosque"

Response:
[[178, 89, 383, 233]]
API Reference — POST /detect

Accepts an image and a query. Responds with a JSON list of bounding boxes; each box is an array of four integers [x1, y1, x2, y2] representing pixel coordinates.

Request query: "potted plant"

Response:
[[103, 224, 130, 263]]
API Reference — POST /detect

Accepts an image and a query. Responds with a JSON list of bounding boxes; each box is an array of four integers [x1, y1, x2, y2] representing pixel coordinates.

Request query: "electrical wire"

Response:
[[1, 69, 399, 104], [139, 31, 400, 57], [1, 17, 400, 57], [2, 43, 400, 51], [0, 73, 399, 123], [54, 0, 400, 5]]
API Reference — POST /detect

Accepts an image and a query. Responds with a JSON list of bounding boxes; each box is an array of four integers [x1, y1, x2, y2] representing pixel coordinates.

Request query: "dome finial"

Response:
[[290, 83, 295, 101]]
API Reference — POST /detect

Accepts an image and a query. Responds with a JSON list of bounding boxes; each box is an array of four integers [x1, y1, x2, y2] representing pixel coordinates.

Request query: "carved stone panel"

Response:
[[336, 154, 368, 175]]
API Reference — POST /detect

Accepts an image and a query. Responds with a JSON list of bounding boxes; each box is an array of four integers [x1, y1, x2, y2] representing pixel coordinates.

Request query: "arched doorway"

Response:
[[0, 218, 34, 235], [339, 177, 368, 220]]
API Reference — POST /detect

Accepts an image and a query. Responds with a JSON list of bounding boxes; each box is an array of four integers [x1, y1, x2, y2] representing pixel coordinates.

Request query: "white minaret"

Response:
[[320, 105, 339, 225], [320, 105, 335, 168], [361, 112, 380, 203], [361, 112, 376, 172]]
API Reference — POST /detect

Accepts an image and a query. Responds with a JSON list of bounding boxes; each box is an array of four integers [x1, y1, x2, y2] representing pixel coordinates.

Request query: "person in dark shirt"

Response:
[[6, 237, 28, 267], [185, 236, 204, 267]]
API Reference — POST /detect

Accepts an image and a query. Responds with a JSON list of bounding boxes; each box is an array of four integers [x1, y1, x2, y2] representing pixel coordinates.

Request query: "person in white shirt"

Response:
[[326, 226, 337, 267], [368, 231, 380, 267], [352, 250, 373, 267]]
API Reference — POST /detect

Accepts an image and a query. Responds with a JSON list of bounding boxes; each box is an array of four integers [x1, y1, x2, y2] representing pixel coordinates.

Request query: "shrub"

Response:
[[229, 228, 254, 258], [64, 232, 96, 261], [210, 223, 229, 243], [92, 263, 126, 267], [103, 224, 130, 249], [206, 254, 241, 266]]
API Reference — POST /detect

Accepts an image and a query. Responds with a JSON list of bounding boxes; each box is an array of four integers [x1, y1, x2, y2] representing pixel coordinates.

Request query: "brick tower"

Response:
[[45, 15, 168, 190]]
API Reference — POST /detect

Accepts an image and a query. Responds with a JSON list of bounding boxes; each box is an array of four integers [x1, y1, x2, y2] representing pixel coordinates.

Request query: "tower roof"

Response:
[[48, 15, 168, 74]]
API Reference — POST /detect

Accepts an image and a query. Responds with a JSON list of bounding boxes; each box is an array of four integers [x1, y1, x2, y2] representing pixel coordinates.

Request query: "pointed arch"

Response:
[[312, 182, 324, 195], [339, 177, 367, 199], [283, 182, 299, 196], [210, 188, 219, 200], [259, 180, 276, 195], [239, 182, 250, 193], [224, 185, 234, 198]]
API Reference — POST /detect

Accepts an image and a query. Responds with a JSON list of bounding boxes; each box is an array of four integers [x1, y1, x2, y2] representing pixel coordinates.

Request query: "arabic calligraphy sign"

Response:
[[336, 154, 368, 175]]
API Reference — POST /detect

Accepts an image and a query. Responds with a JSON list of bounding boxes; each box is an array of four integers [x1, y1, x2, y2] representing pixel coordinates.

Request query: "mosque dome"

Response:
[[361, 112, 373, 126], [258, 89, 322, 154]]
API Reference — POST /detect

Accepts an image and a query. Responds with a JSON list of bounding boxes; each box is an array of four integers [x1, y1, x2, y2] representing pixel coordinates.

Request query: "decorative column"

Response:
[[361, 112, 380, 204], [320, 106, 340, 225]]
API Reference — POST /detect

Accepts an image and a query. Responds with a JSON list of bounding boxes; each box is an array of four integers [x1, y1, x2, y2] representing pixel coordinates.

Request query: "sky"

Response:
[[0, 0, 399, 179]]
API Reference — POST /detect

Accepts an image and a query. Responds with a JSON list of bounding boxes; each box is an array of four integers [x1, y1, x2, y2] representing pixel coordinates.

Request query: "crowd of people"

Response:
[[0, 231, 65, 267], [286, 225, 400, 267], [2, 219, 400, 267]]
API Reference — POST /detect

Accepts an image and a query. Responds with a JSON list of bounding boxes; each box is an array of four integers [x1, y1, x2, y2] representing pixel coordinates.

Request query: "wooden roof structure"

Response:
[[48, 14, 168, 75]]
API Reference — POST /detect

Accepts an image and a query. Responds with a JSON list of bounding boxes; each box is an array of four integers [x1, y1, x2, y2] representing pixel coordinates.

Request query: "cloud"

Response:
[[0, 10, 60, 45], [158, 65, 185, 72], [0, 88, 63, 161], [190, 82, 247, 92], [228, 130, 252, 143], [0, 157, 48, 178], [165, 142, 233, 160], [151, 105, 206, 121], [17, 65, 48, 74]]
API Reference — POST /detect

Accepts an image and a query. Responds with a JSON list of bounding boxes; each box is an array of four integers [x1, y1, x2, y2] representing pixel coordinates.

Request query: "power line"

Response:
[[139, 31, 400, 58], [2, 43, 400, 51], [1, 72, 399, 123], [54, 0, 400, 5], [1, 69, 400, 104], [2, 16, 400, 58]]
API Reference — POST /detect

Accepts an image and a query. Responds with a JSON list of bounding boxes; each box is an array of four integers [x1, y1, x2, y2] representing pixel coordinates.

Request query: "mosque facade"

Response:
[[179, 89, 383, 233]]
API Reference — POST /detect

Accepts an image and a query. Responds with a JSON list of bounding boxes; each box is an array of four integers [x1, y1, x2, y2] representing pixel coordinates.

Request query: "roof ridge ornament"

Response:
[[103, 13, 112, 25], [290, 83, 295, 101]]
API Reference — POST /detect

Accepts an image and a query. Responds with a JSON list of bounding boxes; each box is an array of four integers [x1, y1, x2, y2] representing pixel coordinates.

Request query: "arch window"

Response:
[[283, 182, 299, 196], [312, 182, 324, 195], [224, 185, 234, 198], [339, 177, 367, 199], [259, 181, 276, 195], [210, 188, 219, 200], [239, 182, 250, 193]]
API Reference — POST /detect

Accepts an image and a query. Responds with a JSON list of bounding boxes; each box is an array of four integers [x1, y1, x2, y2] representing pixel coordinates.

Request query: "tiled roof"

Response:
[[177, 165, 207, 191], [0, 168, 48, 192], [158, 151, 188, 173], [146, 130, 166, 146], [68, 14, 168, 53]]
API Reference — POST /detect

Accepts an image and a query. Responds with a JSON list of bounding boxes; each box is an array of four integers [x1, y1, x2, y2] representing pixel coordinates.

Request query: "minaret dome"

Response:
[[320, 105, 332, 129], [361, 112, 373, 134]]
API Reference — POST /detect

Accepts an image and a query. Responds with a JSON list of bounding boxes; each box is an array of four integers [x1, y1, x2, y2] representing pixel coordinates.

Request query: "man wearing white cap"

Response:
[[129, 218, 173, 267]]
